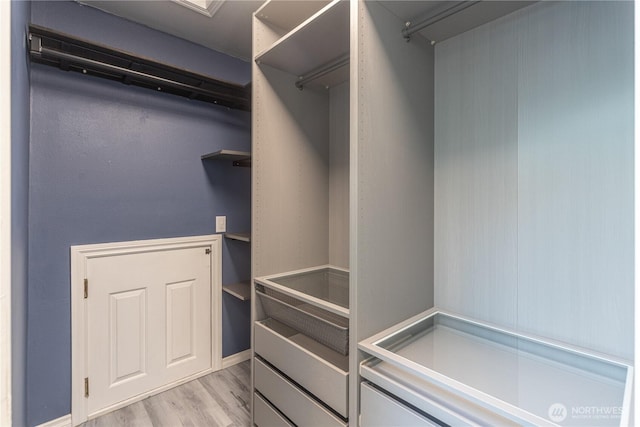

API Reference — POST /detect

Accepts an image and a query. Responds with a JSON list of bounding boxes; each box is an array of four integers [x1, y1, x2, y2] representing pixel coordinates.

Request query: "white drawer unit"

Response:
[[359, 309, 634, 427], [360, 382, 439, 427], [254, 392, 294, 427], [254, 358, 347, 427], [254, 319, 349, 417]]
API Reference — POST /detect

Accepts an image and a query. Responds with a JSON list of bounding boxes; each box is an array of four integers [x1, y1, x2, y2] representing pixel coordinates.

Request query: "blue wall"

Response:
[[28, 2, 251, 425], [11, 1, 32, 426]]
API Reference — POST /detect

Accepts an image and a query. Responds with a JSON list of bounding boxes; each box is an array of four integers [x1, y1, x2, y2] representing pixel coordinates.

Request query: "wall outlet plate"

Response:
[[215, 216, 226, 233]]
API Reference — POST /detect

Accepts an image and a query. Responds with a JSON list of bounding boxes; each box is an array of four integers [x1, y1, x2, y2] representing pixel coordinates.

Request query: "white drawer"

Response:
[[254, 358, 347, 427], [254, 319, 348, 417], [361, 382, 439, 427], [254, 392, 294, 427]]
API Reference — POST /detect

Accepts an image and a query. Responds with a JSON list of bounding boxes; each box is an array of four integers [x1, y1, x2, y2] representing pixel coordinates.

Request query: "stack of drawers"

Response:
[[252, 267, 350, 426], [253, 319, 348, 426]]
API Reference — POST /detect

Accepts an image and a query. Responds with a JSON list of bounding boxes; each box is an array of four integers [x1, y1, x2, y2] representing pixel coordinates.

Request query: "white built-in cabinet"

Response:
[[252, 0, 634, 425], [252, 1, 351, 424]]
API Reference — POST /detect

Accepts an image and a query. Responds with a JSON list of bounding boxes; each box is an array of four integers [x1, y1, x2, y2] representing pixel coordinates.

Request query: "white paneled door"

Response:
[[85, 245, 212, 417]]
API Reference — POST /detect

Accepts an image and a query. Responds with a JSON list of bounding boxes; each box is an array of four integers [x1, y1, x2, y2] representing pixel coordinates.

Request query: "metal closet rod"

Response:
[[28, 25, 251, 111], [32, 43, 246, 105], [402, 1, 481, 41], [295, 54, 349, 90]]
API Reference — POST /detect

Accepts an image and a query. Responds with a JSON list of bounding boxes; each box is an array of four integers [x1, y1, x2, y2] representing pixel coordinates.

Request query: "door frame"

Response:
[[70, 235, 222, 426]]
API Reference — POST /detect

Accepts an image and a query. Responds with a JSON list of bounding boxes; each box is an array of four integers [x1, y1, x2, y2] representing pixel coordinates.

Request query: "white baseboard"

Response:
[[37, 414, 72, 427], [222, 349, 251, 369]]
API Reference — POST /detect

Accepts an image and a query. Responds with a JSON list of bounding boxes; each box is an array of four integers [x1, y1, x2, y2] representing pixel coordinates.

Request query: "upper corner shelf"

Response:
[[201, 149, 251, 167], [255, 0, 332, 34], [255, 0, 349, 80]]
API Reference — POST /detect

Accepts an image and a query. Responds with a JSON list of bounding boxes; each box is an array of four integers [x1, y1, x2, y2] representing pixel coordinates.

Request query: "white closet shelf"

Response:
[[224, 232, 251, 242], [255, 0, 349, 80], [255, 0, 332, 34], [223, 281, 251, 301]]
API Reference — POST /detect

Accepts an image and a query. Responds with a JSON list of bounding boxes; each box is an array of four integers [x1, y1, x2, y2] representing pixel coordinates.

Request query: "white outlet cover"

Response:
[[216, 216, 226, 233]]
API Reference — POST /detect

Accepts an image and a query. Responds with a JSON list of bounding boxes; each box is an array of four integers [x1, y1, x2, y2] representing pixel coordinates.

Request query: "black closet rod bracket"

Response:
[[28, 24, 251, 111]]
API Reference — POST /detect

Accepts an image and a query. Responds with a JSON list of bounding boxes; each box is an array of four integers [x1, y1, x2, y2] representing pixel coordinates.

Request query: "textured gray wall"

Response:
[[435, 1, 633, 359]]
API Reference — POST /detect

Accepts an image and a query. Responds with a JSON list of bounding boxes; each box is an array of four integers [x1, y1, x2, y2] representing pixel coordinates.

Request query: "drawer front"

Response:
[[254, 358, 347, 427], [254, 320, 348, 417], [361, 382, 439, 427], [254, 392, 294, 427]]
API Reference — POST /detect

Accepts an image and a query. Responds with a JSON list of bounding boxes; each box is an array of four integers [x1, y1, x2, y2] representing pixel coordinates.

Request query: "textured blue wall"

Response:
[[28, 2, 251, 425], [11, 1, 31, 426]]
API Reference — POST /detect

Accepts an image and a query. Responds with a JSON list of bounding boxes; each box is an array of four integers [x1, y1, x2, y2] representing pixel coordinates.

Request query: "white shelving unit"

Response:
[[252, 0, 350, 424], [252, 0, 633, 425]]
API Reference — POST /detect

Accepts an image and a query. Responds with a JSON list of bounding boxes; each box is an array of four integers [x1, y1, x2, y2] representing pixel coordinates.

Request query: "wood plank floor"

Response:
[[82, 361, 251, 427]]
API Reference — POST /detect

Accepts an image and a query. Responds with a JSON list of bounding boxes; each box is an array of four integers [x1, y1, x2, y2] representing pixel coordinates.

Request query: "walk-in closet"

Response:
[[4, 0, 635, 426]]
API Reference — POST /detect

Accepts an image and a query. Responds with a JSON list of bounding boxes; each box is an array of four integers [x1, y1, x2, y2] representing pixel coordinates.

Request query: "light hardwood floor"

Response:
[[82, 361, 251, 427]]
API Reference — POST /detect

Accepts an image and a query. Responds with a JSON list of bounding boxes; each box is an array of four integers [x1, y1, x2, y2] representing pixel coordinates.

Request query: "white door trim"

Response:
[[70, 235, 222, 426], [0, 1, 11, 424]]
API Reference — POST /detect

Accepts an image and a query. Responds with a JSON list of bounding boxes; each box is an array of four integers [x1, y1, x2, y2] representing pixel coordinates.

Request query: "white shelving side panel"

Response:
[[255, 0, 349, 77]]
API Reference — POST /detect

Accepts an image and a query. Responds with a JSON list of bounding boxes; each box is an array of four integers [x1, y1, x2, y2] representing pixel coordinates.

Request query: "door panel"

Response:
[[109, 288, 147, 385], [166, 280, 196, 366], [87, 246, 211, 416]]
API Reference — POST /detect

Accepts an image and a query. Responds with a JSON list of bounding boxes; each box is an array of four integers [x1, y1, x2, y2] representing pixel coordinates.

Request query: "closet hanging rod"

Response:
[[402, 1, 481, 41], [295, 54, 349, 90], [28, 24, 251, 111]]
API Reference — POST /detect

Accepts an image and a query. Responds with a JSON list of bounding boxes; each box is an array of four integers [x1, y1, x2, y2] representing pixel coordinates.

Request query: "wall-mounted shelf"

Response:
[[201, 149, 251, 167], [225, 232, 251, 243], [28, 24, 251, 111], [223, 281, 251, 301]]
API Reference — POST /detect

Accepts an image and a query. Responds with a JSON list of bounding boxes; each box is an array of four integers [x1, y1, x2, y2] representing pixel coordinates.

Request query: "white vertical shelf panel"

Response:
[[252, 64, 330, 278], [433, 11, 519, 328], [516, 1, 634, 360], [353, 0, 435, 348], [329, 81, 350, 269]]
